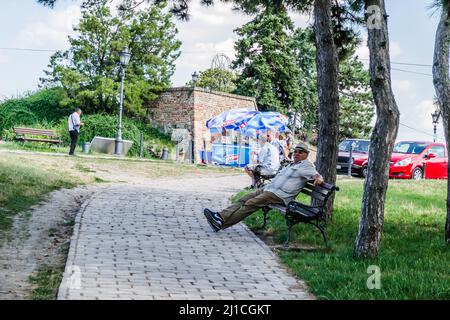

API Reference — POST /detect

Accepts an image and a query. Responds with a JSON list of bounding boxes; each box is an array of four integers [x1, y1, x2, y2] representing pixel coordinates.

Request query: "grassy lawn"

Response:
[[0, 148, 235, 234], [0, 156, 76, 233], [242, 178, 450, 299]]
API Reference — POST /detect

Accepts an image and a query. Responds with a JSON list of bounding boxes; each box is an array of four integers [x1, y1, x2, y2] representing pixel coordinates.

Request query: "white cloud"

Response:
[[172, 2, 249, 85], [393, 79, 414, 95], [355, 42, 369, 65], [396, 99, 444, 142], [390, 41, 402, 58], [171, 3, 313, 86], [14, 5, 81, 50], [355, 38, 402, 68], [289, 11, 313, 28]]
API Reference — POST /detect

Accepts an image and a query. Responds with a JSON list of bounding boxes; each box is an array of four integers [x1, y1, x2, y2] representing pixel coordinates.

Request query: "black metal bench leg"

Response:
[[261, 207, 270, 229], [311, 222, 328, 248], [284, 219, 292, 247]]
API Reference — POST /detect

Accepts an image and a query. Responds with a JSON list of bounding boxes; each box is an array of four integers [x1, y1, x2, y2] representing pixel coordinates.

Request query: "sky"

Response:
[[0, 0, 444, 143]]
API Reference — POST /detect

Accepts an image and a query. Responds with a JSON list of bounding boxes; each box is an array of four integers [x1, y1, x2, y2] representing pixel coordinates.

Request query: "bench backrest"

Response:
[[299, 181, 338, 210], [14, 127, 58, 137]]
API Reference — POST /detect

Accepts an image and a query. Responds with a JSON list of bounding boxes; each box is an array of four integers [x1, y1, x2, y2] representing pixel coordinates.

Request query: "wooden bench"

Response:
[[261, 181, 339, 248], [13, 127, 62, 145]]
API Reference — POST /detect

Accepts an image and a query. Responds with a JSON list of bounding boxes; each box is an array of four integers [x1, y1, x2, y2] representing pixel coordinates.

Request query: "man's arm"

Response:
[[313, 174, 324, 186], [301, 161, 323, 185]]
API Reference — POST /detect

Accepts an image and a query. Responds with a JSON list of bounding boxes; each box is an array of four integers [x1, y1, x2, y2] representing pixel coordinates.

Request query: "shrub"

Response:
[[55, 114, 174, 158], [0, 88, 70, 132], [25, 88, 70, 122], [0, 104, 39, 132]]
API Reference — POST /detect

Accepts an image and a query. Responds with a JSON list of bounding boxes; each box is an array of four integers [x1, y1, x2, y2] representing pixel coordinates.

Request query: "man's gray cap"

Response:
[[294, 142, 309, 152]]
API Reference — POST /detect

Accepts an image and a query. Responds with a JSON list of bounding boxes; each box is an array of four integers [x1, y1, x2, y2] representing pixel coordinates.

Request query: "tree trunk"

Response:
[[313, 0, 340, 218], [432, 6, 450, 244], [354, 0, 400, 258]]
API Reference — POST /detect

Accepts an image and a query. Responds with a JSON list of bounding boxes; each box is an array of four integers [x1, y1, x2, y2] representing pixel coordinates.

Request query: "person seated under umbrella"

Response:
[[244, 134, 280, 189]]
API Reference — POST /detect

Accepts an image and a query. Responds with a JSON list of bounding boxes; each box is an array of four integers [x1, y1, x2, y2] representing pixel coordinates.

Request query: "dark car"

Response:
[[337, 139, 370, 178]]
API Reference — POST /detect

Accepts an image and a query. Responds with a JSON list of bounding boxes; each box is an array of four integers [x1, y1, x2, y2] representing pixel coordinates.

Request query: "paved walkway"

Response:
[[58, 173, 312, 300]]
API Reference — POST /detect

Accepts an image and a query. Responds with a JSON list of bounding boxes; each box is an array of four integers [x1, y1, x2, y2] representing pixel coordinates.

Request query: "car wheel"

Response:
[[412, 168, 423, 180], [361, 166, 368, 179]]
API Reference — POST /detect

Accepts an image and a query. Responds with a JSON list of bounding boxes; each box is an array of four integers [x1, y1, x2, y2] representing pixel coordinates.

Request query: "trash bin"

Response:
[[82, 142, 90, 154], [161, 148, 169, 160]]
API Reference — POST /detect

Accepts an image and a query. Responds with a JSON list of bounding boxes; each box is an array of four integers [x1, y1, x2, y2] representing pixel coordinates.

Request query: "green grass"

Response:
[[0, 141, 67, 154], [0, 159, 76, 232], [29, 260, 66, 300], [241, 179, 450, 299]]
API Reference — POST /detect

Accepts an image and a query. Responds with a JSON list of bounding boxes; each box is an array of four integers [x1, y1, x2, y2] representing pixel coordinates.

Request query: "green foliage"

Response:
[[186, 68, 237, 93], [232, 10, 374, 138], [0, 103, 38, 132], [338, 57, 374, 139], [0, 88, 70, 133], [232, 8, 302, 116], [243, 179, 450, 299], [41, 0, 181, 118], [54, 114, 174, 157]]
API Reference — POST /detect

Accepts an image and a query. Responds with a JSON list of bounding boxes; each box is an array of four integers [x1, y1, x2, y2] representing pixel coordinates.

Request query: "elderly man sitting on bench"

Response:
[[204, 142, 323, 232], [244, 134, 280, 189]]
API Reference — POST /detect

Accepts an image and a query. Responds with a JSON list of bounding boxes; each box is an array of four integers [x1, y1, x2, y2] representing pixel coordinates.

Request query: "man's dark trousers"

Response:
[[69, 130, 78, 155]]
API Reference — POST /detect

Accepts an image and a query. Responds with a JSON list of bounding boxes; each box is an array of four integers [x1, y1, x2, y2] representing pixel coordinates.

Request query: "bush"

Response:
[[0, 104, 39, 132], [55, 114, 174, 158], [0, 88, 70, 132], [25, 88, 70, 122]]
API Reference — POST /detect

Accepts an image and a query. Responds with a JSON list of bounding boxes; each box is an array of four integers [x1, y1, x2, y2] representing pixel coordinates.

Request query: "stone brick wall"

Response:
[[148, 87, 257, 162], [148, 88, 195, 133]]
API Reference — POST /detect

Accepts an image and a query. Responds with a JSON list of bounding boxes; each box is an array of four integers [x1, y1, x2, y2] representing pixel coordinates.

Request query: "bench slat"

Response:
[[14, 130, 57, 136], [304, 182, 335, 195], [15, 137, 61, 143], [13, 127, 61, 145], [300, 189, 326, 202]]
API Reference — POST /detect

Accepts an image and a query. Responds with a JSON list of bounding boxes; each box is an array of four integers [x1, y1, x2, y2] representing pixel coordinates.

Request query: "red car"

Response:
[[337, 139, 370, 178], [389, 141, 448, 180]]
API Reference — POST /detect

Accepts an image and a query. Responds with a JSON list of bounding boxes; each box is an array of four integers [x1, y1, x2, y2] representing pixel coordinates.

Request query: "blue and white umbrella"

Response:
[[240, 111, 289, 136], [206, 109, 258, 133]]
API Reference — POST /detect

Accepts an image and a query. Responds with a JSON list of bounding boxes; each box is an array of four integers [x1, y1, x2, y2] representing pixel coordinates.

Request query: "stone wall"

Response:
[[147, 88, 195, 133], [149, 87, 257, 163]]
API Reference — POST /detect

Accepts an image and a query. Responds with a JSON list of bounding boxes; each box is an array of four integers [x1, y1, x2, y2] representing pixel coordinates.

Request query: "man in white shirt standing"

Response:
[[68, 108, 84, 156], [244, 134, 280, 188]]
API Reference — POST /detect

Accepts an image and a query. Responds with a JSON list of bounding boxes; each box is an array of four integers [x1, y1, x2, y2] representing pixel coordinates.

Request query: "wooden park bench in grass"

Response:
[[261, 181, 339, 248], [13, 127, 62, 146]]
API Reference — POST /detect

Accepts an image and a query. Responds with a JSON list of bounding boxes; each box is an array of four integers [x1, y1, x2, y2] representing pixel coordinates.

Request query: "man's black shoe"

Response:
[[203, 208, 224, 232]]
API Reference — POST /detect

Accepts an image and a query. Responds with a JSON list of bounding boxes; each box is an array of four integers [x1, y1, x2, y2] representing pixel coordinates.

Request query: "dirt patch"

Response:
[[0, 185, 101, 299]]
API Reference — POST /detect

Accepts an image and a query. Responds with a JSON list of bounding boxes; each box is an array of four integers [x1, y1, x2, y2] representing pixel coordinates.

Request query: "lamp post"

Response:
[[115, 47, 131, 155], [191, 71, 199, 87], [431, 109, 441, 143]]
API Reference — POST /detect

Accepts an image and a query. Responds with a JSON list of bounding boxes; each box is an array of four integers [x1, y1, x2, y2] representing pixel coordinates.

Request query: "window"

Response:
[[393, 142, 428, 154], [339, 140, 370, 153], [427, 146, 445, 157]]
